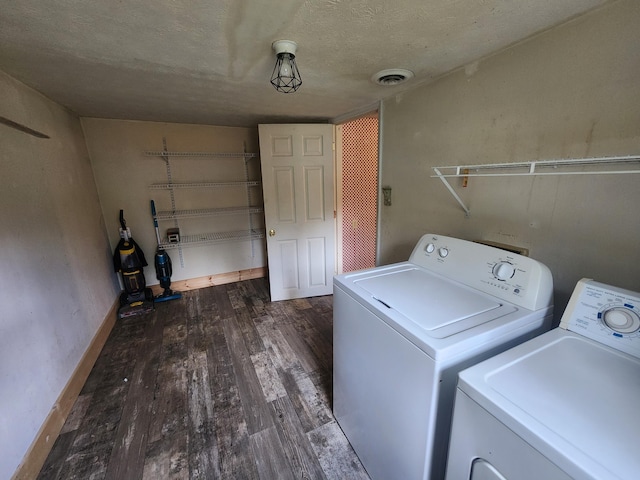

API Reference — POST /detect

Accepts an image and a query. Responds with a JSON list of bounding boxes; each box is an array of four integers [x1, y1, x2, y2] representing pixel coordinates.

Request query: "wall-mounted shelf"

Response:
[[154, 206, 263, 220], [149, 181, 261, 190], [432, 154, 640, 216], [158, 228, 265, 250], [145, 151, 257, 159], [145, 143, 263, 264]]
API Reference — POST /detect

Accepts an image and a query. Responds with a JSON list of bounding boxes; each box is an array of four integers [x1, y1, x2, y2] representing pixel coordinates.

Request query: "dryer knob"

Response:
[[425, 243, 436, 253], [493, 262, 515, 281], [438, 247, 449, 258]]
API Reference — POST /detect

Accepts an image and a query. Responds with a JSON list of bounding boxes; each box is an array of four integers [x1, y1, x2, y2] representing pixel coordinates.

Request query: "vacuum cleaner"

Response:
[[113, 210, 154, 319], [151, 200, 182, 303]]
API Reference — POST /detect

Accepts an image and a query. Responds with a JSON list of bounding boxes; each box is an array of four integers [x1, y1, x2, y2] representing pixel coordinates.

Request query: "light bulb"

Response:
[[278, 54, 293, 78]]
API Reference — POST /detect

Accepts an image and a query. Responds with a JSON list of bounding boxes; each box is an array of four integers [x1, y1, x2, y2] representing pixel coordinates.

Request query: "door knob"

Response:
[[269, 229, 276, 237]]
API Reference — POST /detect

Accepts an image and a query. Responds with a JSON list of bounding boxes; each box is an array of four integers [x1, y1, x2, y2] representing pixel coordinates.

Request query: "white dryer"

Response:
[[333, 234, 554, 480], [446, 279, 640, 480]]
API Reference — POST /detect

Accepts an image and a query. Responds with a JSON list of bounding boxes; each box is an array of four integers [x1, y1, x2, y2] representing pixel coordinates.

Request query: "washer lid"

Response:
[[354, 267, 513, 338], [462, 330, 640, 480]]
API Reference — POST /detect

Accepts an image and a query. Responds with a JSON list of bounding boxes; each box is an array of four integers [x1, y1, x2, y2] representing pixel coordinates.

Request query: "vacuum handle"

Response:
[[151, 200, 162, 245], [150, 200, 159, 227], [119, 209, 126, 230]]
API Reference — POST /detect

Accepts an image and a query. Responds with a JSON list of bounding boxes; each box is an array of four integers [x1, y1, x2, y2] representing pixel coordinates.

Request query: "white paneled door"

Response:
[[258, 124, 336, 301]]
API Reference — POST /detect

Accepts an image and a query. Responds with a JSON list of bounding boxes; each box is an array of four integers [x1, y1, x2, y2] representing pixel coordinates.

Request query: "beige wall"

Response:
[[0, 71, 119, 478], [379, 0, 640, 314], [82, 118, 266, 284]]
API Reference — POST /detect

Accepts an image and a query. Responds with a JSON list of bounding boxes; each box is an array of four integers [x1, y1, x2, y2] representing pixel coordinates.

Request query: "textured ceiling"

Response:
[[0, 0, 607, 127]]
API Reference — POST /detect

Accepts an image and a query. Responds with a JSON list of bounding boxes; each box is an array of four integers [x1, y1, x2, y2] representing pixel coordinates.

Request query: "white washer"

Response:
[[333, 234, 554, 480], [446, 279, 640, 480]]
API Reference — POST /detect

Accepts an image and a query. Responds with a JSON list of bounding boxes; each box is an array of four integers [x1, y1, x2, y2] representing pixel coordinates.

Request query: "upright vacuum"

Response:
[[113, 210, 154, 319], [151, 200, 182, 303]]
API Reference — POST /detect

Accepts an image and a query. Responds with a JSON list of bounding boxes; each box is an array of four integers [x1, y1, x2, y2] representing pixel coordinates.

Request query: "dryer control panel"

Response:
[[409, 234, 553, 311], [560, 279, 640, 358]]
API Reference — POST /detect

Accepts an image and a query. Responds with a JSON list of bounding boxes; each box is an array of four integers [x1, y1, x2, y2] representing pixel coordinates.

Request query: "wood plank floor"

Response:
[[38, 279, 370, 480]]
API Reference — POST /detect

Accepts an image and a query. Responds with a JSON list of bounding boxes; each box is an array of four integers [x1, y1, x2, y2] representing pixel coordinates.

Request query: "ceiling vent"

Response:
[[371, 69, 414, 86]]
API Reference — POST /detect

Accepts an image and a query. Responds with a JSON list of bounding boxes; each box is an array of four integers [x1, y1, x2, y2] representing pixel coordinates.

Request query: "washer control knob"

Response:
[[425, 243, 436, 253], [602, 307, 640, 334], [493, 261, 515, 281], [438, 247, 449, 258]]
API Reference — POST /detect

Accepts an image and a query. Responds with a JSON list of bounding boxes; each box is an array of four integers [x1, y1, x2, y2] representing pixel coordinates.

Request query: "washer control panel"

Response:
[[560, 279, 640, 358], [409, 234, 553, 311]]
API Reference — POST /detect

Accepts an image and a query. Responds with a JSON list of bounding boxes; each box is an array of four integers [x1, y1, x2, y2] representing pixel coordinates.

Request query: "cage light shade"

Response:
[[271, 40, 302, 93]]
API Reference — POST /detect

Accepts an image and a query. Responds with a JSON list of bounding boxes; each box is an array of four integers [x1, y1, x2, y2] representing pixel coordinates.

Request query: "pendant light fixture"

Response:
[[270, 40, 302, 93]]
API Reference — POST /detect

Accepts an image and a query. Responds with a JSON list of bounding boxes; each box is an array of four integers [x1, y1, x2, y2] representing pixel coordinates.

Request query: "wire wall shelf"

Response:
[[432, 155, 640, 178], [158, 229, 266, 250], [149, 181, 261, 190], [155, 206, 264, 220], [145, 151, 257, 159], [145, 140, 263, 265], [432, 154, 640, 217]]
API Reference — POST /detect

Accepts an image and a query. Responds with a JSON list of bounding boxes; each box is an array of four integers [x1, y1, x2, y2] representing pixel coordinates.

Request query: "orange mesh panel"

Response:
[[341, 116, 378, 272]]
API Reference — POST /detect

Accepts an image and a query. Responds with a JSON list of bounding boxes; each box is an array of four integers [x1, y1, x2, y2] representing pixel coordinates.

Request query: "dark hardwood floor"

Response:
[[38, 279, 370, 480]]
